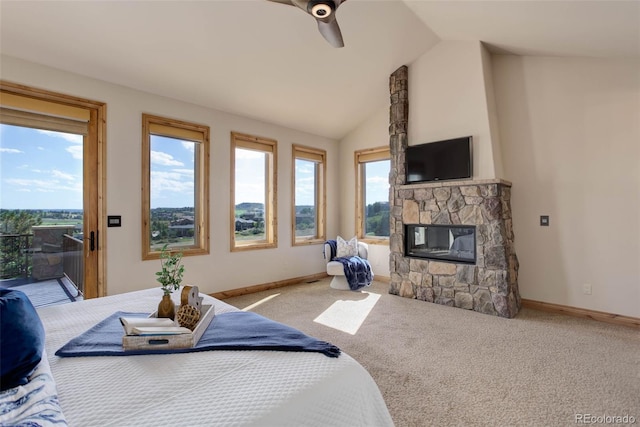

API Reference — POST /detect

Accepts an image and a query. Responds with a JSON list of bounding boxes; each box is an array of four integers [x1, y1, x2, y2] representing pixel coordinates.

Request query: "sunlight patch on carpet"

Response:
[[313, 291, 381, 335], [242, 293, 280, 311]]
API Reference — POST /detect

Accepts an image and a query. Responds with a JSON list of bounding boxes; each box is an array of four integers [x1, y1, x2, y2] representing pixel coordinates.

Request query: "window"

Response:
[[231, 132, 277, 251], [292, 144, 326, 246], [355, 146, 390, 243], [142, 114, 209, 260]]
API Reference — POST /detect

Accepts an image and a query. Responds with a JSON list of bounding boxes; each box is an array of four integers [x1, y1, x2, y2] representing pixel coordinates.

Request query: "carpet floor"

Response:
[[223, 278, 639, 427]]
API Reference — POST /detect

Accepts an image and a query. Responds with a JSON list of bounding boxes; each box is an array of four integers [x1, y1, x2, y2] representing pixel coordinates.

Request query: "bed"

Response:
[[3, 287, 393, 426]]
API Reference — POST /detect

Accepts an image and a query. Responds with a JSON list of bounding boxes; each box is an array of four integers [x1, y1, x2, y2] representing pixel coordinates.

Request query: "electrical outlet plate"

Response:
[[582, 284, 592, 295]]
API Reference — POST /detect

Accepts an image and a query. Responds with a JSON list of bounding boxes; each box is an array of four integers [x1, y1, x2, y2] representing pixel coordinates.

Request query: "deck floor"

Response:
[[0, 276, 83, 308]]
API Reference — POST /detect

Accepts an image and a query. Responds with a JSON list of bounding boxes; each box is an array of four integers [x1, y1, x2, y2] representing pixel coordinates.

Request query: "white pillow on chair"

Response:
[[336, 236, 358, 258]]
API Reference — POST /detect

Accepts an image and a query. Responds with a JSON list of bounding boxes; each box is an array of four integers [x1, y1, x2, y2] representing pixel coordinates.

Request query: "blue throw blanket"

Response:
[[55, 311, 340, 358], [324, 240, 373, 291]]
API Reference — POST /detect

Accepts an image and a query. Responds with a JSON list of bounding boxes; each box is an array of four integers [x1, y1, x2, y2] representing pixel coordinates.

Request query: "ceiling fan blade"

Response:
[[317, 18, 344, 48], [266, 0, 295, 5]]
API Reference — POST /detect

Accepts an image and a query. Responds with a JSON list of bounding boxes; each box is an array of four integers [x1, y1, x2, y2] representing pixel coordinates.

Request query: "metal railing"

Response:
[[62, 234, 84, 295], [0, 234, 33, 279], [0, 233, 83, 297]]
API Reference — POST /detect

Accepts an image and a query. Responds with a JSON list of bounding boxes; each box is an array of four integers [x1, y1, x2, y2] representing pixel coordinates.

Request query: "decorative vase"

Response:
[[157, 294, 175, 319]]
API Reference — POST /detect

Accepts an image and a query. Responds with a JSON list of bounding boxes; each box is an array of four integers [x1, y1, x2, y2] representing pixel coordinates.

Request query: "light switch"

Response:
[[540, 215, 549, 226]]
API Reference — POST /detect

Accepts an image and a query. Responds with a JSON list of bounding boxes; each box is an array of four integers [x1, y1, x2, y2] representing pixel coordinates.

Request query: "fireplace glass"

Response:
[[405, 224, 476, 264]]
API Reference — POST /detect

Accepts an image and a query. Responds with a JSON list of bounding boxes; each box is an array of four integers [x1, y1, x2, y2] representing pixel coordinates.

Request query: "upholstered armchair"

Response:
[[324, 240, 369, 290]]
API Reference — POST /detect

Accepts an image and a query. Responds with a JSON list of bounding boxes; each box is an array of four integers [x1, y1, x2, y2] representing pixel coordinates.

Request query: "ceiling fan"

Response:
[[267, 0, 347, 48]]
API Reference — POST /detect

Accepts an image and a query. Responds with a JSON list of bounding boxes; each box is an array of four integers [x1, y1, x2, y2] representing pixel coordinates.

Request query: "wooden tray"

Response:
[[122, 304, 215, 351]]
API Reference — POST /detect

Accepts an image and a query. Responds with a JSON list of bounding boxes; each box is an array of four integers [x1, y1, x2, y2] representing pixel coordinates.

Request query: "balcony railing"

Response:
[[0, 231, 83, 295], [62, 234, 84, 295]]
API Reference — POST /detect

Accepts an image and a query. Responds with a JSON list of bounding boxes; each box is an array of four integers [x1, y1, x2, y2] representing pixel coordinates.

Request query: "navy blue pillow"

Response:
[[0, 289, 45, 391]]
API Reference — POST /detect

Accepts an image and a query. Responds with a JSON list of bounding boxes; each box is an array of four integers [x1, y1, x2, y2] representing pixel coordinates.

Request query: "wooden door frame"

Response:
[[0, 81, 107, 298]]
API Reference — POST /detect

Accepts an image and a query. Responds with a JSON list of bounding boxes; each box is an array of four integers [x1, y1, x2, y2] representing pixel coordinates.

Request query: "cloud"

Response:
[[66, 145, 83, 160], [150, 170, 193, 195], [51, 169, 76, 181], [366, 176, 389, 185], [235, 148, 265, 160], [234, 150, 268, 203], [5, 177, 82, 194], [235, 181, 265, 204], [181, 141, 195, 152], [36, 129, 83, 144], [171, 168, 194, 177], [151, 150, 184, 167], [295, 161, 315, 174], [0, 148, 23, 154]]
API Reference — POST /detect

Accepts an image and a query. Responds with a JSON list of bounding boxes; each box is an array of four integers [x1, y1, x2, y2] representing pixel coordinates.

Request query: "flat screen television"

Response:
[[406, 136, 472, 184]]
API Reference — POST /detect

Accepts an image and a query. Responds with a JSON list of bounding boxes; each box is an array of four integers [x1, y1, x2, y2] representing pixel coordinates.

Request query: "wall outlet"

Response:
[[582, 283, 592, 295]]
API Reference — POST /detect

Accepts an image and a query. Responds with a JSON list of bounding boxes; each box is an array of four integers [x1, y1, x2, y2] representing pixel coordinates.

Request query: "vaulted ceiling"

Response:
[[1, 0, 638, 140]]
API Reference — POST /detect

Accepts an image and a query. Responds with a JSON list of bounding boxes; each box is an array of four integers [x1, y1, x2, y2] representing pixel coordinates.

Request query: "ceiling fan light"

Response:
[[311, 3, 332, 18]]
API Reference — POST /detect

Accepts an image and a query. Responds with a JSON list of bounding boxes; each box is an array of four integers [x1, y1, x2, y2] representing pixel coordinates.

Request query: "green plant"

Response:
[[156, 244, 185, 295]]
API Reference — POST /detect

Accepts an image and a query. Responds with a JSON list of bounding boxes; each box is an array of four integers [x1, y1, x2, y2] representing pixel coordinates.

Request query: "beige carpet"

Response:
[[223, 278, 639, 427]]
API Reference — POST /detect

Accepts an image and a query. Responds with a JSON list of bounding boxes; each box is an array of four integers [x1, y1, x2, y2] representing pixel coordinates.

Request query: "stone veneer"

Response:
[[389, 179, 521, 318], [387, 65, 521, 318]]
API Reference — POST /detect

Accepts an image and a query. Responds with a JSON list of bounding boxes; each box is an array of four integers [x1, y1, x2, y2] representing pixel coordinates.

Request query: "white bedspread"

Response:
[[37, 288, 394, 427]]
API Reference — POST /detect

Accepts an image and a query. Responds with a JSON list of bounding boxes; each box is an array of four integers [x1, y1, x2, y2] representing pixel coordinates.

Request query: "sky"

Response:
[[0, 123, 390, 210], [295, 158, 315, 206], [365, 160, 390, 205], [150, 135, 195, 209], [0, 124, 83, 209]]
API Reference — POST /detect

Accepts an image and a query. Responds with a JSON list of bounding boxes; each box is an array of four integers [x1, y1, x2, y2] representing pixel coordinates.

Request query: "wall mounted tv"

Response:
[[406, 136, 472, 184]]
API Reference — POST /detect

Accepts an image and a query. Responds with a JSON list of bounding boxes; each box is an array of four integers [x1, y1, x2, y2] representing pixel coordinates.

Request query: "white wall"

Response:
[[409, 41, 499, 179], [338, 40, 502, 279], [1, 55, 340, 296], [492, 55, 640, 317], [338, 43, 640, 318], [338, 106, 391, 278]]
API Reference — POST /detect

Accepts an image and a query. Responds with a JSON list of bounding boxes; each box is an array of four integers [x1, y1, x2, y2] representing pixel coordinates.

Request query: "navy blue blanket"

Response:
[[55, 311, 340, 358], [324, 240, 373, 291]]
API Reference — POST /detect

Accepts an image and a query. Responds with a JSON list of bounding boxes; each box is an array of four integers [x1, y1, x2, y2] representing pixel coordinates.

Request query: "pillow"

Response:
[[336, 235, 358, 258], [0, 289, 45, 391]]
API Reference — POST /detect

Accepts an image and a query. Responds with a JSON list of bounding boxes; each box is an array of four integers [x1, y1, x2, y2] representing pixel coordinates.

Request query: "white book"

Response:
[[130, 326, 192, 336], [120, 316, 186, 336]]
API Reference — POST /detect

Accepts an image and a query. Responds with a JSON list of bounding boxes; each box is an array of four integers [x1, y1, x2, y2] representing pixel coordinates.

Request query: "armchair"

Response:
[[324, 240, 369, 290]]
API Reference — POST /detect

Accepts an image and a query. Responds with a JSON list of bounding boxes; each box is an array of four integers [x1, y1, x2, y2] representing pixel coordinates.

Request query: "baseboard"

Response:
[[521, 299, 640, 329], [374, 275, 390, 283], [211, 272, 329, 300]]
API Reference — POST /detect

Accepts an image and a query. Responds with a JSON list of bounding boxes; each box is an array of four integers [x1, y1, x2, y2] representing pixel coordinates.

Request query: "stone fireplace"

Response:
[[387, 66, 521, 318]]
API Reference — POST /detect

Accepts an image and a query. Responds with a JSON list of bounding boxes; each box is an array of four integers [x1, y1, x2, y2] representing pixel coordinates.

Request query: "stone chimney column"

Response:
[[389, 65, 409, 295]]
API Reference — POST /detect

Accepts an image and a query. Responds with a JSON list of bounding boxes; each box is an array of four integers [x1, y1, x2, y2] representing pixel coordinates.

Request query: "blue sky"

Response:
[[365, 160, 390, 205], [150, 135, 195, 209], [0, 124, 83, 209], [295, 158, 315, 206]]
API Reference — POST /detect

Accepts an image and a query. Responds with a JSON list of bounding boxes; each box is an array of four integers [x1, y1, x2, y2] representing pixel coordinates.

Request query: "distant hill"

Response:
[[236, 202, 264, 211]]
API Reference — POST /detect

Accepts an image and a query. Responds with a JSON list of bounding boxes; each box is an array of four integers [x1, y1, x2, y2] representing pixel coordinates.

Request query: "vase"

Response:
[[157, 294, 175, 319]]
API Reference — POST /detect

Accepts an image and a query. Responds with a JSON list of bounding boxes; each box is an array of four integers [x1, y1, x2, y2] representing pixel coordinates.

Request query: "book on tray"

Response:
[[119, 317, 191, 336]]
